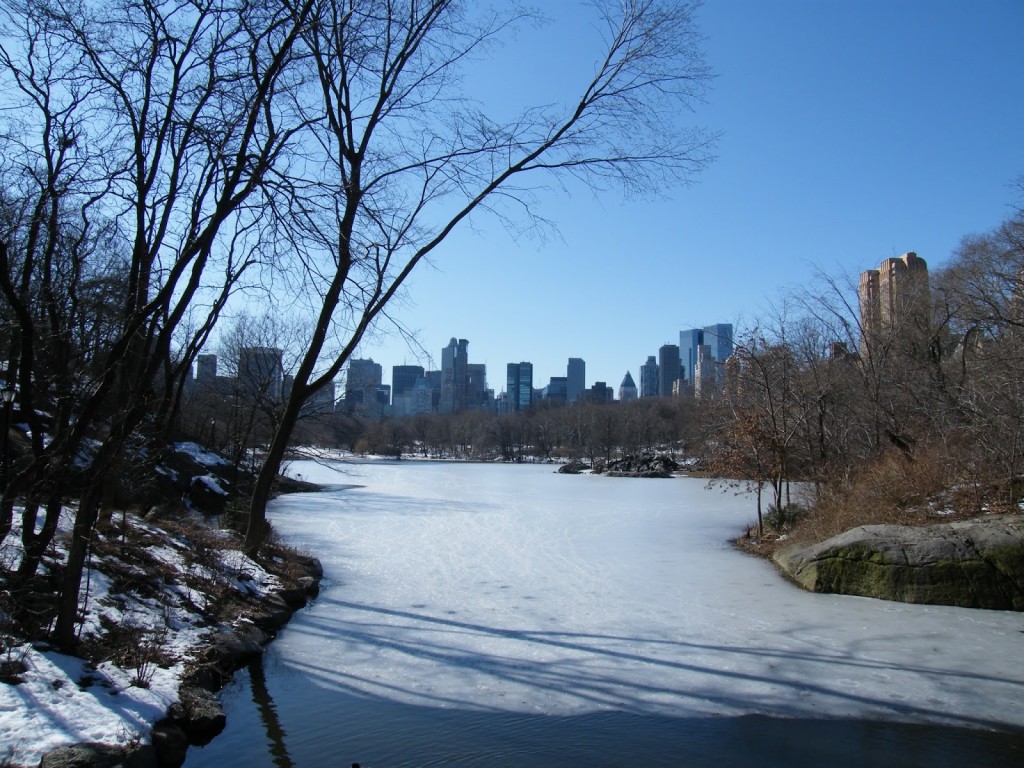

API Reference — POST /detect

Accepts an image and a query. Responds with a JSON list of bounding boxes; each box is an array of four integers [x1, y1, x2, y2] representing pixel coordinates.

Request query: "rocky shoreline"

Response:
[[772, 514, 1024, 610], [38, 549, 323, 768]]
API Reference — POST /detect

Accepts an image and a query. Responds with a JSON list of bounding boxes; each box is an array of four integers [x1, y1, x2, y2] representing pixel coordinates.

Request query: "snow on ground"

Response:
[[173, 442, 232, 469], [0, 506, 281, 767]]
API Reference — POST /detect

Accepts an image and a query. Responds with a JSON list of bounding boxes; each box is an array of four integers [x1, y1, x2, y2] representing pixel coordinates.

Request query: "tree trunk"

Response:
[[756, 483, 764, 541], [15, 497, 62, 585], [243, 393, 306, 556], [53, 485, 102, 651]]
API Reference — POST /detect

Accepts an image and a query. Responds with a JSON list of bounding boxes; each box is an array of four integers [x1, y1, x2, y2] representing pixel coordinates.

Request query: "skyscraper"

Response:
[[506, 362, 533, 411], [640, 356, 659, 398], [679, 328, 703, 385], [196, 354, 217, 386], [703, 323, 734, 364], [658, 344, 681, 399], [466, 363, 489, 409], [566, 358, 585, 404], [440, 337, 469, 414], [694, 344, 714, 400], [344, 358, 382, 409], [619, 371, 638, 403], [543, 376, 568, 403], [391, 365, 425, 416], [239, 346, 284, 401], [859, 252, 930, 356], [391, 365, 424, 401]]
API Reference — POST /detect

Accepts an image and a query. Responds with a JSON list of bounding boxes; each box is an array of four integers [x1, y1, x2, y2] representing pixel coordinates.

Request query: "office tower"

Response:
[[506, 362, 533, 411], [694, 344, 715, 400], [425, 369, 442, 412], [859, 252, 929, 356], [344, 358, 383, 408], [640, 356, 659, 398], [302, 379, 335, 415], [196, 354, 217, 385], [658, 344, 681, 399], [466, 363, 488, 409], [587, 381, 613, 403], [619, 371, 638, 403], [566, 358, 585, 404], [440, 337, 469, 414], [239, 346, 284, 401], [543, 377, 568, 403], [392, 365, 425, 401], [679, 329, 703, 385], [703, 323, 734, 364], [410, 377, 434, 415]]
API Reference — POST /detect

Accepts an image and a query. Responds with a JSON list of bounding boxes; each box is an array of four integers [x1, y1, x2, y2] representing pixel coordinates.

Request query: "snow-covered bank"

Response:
[[0, 505, 321, 767]]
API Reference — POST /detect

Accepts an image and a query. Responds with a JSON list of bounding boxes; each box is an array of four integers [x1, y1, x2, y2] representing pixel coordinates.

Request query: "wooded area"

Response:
[[0, 0, 714, 649]]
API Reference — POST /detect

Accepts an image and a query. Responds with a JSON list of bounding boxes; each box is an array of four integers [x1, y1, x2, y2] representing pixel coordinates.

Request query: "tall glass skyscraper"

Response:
[[680, 325, 733, 387], [506, 362, 534, 411], [391, 365, 424, 401], [639, 356, 659, 397], [658, 344, 681, 399], [679, 328, 703, 385], [566, 357, 585, 404], [703, 323, 734, 364]]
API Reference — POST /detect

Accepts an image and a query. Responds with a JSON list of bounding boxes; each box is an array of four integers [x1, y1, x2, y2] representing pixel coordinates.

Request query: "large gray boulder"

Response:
[[773, 515, 1024, 610]]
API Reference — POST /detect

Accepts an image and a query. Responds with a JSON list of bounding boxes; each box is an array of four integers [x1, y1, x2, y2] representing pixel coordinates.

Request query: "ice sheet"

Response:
[[268, 460, 1024, 731]]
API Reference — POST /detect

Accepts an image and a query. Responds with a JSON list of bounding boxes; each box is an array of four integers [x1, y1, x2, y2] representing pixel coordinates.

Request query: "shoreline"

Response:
[[7, 500, 325, 768]]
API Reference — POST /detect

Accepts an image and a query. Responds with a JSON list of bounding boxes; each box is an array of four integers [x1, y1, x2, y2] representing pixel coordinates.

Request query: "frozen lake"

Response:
[[186, 460, 1024, 766]]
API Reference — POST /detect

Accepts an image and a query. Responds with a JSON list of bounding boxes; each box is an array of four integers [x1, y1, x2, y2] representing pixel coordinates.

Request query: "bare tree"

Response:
[[241, 0, 717, 552], [0, 0, 315, 648]]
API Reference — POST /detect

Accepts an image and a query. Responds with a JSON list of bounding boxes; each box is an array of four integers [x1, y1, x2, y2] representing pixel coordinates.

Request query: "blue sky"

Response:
[[358, 0, 1024, 394]]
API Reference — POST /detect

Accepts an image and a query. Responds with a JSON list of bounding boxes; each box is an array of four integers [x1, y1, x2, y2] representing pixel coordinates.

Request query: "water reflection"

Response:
[[189, 669, 1024, 768], [249, 656, 294, 768]]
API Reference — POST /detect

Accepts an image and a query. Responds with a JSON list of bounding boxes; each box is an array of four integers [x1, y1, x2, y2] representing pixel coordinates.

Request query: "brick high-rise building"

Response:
[[859, 252, 930, 356]]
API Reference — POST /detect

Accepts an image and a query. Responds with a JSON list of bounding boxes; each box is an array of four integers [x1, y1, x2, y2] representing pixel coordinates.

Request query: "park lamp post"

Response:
[[0, 386, 14, 491]]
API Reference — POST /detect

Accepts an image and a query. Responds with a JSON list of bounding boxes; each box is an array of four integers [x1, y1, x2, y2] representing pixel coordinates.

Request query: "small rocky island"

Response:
[[558, 453, 680, 478]]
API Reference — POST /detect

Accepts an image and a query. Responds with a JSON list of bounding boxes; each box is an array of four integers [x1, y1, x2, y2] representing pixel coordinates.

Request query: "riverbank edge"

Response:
[[733, 515, 1024, 612], [35, 509, 325, 768]]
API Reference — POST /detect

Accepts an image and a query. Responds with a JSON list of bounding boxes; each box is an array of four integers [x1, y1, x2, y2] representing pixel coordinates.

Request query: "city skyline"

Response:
[[329, 1, 1022, 390], [351, 319, 735, 408]]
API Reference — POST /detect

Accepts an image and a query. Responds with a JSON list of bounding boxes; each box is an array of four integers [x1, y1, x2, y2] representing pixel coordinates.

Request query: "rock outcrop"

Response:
[[773, 515, 1024, 610], [598, 453, 679, 478], [557, 460, 591, 474]]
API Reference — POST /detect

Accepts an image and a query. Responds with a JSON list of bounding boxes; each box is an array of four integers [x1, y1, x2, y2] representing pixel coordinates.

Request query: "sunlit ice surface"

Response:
[[266, 460, 1024, 731]]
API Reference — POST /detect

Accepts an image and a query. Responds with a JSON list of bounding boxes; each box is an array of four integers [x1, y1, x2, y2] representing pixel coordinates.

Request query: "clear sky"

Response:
[[355, 0, 1024, 394]]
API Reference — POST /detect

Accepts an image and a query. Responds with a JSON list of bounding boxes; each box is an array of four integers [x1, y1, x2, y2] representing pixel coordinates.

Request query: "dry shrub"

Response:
[[796, 446, 966, 543], [81, 617, 172, 688]]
